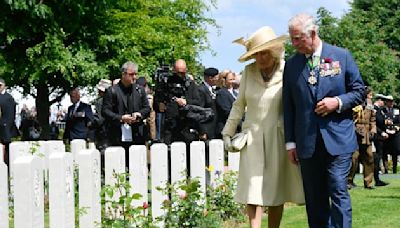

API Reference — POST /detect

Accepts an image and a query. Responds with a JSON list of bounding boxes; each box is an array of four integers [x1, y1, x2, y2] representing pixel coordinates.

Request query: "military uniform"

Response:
[[382, 106, 400, 173], [373, 104, 389, 185], [348, 102, 376, 188]]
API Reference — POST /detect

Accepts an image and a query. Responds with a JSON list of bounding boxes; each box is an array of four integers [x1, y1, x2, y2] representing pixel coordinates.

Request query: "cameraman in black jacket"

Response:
[[153, 59, 201, 144]]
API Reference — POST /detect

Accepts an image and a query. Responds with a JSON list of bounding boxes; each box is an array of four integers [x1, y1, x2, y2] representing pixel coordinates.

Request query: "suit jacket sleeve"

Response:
[[137, 86, 151, 119], [102, 86, 122, 122], [63, 106, 72, 139], [283, 63, 296, 143], [336, 50, 365, 111]]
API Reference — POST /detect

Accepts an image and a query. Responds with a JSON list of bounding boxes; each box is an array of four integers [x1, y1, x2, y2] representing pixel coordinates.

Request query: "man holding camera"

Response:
[[102, 61, 150, 165], [153, 59, 201, 144]]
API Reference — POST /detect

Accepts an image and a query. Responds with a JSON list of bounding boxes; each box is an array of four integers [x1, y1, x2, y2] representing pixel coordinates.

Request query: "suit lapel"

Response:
[[116, 86, 128, 111]]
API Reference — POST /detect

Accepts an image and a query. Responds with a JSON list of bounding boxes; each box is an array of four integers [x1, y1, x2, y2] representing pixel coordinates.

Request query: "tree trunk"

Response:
[[36, 83, 50, 140]]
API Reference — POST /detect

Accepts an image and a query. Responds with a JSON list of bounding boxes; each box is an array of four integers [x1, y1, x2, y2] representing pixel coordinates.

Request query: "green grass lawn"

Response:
[[252, 174, 400, 228]]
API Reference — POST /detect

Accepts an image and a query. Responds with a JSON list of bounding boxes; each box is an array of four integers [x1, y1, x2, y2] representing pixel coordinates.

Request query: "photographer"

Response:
[[102, 61, 150, 168], [153, 59, 201, 144]]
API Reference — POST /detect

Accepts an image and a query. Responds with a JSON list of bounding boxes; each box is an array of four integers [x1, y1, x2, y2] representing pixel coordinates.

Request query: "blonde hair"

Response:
[[217, 70, 236, 88]]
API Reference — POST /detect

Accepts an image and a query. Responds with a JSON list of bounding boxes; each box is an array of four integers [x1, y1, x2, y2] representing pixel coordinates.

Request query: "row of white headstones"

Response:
[[0, 139, 240, 228]]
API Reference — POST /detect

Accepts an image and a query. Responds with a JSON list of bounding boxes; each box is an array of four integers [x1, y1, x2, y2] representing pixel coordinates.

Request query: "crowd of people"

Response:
[[1, 12, 399, 228]]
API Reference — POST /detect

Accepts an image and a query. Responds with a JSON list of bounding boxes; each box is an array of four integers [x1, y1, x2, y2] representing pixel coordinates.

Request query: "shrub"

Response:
[[100, 172, 150, 227]]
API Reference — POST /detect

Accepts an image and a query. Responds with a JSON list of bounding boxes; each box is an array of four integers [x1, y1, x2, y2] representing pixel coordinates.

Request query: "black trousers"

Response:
[[374, 140, 384, 181]]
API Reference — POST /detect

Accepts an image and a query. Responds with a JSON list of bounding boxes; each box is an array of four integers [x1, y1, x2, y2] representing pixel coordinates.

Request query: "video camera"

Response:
[[153, 64, 190, 103], [153, 64, 172, 84]]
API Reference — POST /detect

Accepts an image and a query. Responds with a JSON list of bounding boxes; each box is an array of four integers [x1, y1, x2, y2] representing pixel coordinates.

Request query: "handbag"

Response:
[[230, 131, 248, 152]]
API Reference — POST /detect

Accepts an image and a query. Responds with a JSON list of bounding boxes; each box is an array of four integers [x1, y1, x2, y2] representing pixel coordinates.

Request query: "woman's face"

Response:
[[225, 73, 236, 89], [254, 50, 275, 70]]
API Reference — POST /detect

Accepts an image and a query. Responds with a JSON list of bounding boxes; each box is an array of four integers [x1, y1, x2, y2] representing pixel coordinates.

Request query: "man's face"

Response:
[[70, 90, 80, 104], [386, 100, 394, 108], [174, 63, 187, 78], [121, 66, 137, 86], [205, 75, 218, 86], [289, 24, 315, 55]]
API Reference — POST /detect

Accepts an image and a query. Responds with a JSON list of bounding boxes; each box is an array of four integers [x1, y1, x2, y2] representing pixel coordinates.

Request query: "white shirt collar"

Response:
[[74, 101, 80, 109]]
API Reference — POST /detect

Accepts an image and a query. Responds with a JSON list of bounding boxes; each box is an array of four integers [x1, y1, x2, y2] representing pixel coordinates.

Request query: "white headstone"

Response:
[[49, 153, 75, 228], [28, 141, 46, 158], [170, 142, 186, 185], [78, 149, 101, 228], [105, 146, 126, 187], [190, 141, 206, 196], [71, 139, 86, 162], [104, 146, 125, 218], [13, 155, 44, 228], [88, 142, 96, 150], [44, 140, 65, 171], [0, 161, 8, 228], [9, 141, 30, 180], [129, 145, 148, 210], [150, 143, 168, 222], [228, 152, 240, 172], [209, 139, 224, 186]]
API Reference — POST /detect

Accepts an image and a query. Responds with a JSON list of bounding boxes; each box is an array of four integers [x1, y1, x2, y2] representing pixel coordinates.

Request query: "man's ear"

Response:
[[311, 30, 316, 39]]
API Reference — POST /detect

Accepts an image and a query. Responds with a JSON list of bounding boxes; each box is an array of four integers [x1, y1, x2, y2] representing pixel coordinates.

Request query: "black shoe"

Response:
[[376, 180, 389, 186], [365, 186, 375, 190]]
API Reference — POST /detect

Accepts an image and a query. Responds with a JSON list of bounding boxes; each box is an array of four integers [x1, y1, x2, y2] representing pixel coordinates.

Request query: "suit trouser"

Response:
[[374, 140, 384, 182], [299, 134, 352, 228], [2, 142, 10, 167], [348, 144, 374, 187], [384, 134, 400, 173]]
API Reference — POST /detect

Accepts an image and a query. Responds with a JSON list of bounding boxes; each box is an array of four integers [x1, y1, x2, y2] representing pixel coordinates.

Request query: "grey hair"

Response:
[[288, 13, 319, 37], [121, 61, 138, 73]]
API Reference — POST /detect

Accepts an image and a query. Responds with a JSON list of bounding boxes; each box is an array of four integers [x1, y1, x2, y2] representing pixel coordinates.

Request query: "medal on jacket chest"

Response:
[[308, 71, 317, 85]]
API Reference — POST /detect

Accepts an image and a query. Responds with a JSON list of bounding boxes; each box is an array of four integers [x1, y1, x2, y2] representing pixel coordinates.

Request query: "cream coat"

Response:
[[222, 61, 305, 206]]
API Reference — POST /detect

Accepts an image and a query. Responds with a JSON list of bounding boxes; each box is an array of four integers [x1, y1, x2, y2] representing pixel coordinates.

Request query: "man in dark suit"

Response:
[[382, 95, 400, 173], [0, 78, 19, 166], [63, 88, 94, 142], [102, 61, 150, 165], [373, 94, 389, 186], [216, 70, 238, 139], [198, 67, 219, 141], [283, 13, 364, 228]]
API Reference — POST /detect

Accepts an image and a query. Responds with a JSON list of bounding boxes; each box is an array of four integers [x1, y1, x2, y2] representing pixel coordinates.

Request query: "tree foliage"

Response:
[[315, 6, 399, 100]]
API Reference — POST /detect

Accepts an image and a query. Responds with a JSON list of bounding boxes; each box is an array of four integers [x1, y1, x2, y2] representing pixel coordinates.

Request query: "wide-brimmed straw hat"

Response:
[[233, 26, 288, 62]]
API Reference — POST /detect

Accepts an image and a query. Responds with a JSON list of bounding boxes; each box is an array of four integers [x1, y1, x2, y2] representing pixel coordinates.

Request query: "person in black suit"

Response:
[[102, 61, 150, 166], [198, 67, 219, 141], [153, 59, 201, 144], [216, 70, 238, 139], [373, 94, 389, 186], [0, 78, 19, 166], [63, 88, 94, 142], [382, 95, 400, 173]]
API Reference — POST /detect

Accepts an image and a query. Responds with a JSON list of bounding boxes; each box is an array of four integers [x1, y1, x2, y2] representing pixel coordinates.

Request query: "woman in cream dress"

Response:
[[222, 27, 304, 228]]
